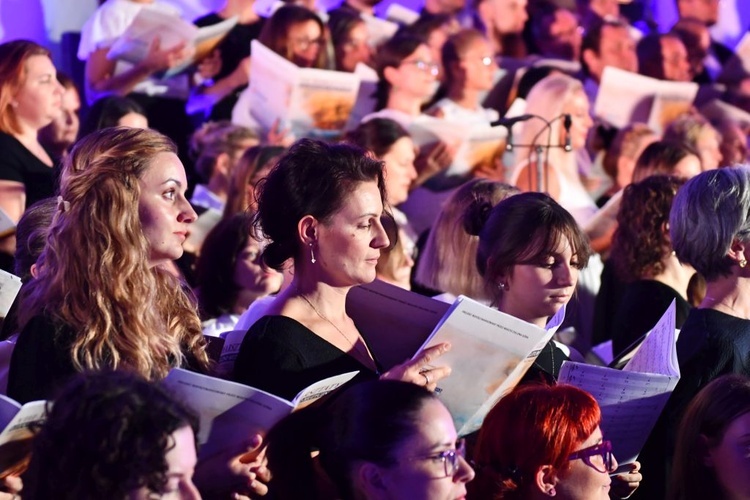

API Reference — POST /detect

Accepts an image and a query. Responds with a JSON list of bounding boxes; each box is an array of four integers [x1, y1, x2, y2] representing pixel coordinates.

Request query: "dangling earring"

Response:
[[310, 242, 316, 264]]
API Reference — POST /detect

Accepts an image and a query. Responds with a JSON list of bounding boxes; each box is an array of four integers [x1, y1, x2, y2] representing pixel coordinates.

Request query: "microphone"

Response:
[[490, 114, 535, 128], [491, 114, 535, 152], [563, 114, 572, 152]]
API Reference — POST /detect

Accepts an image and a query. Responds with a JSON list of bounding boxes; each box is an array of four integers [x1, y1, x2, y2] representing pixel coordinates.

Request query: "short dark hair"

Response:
[[632, 140, 701, 183], [196, 212, 255, 319], [580, 19, 629, 76], [14, 198, 57, 283], [22, 371, 199, 500], [267, 380, 436, 500], [78, 95, 146, 139], [344, 118, 410, 158], [255, 139, 385, 270]]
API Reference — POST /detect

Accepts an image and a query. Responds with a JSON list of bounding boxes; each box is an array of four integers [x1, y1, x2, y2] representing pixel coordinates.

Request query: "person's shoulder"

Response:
[[18, 313, 74, 344], [194, 12, 223, 27], [0, 132, 20, 149], [247, 315, 314, 341]]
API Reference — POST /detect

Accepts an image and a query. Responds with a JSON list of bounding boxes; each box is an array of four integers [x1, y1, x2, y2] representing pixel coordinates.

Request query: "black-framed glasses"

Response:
[[405, 438, 466, 477], [567, 440, 614, 473], [401, 59, 440, 76]]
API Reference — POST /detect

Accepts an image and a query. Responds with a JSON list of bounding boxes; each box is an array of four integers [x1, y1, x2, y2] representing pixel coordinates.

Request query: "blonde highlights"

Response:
[[20, 127, 208, 379]]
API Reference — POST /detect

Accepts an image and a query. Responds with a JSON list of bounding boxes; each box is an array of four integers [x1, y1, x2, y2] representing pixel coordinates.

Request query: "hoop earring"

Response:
[[310, 242, 316, 264]]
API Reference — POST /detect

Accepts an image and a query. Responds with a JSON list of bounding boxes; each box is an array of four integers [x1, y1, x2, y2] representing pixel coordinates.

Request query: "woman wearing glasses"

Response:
[[470, 383, 641, 499], [266, 379, 475, 499], [258, 5, 329, 69], [427, 29, 499, 124]]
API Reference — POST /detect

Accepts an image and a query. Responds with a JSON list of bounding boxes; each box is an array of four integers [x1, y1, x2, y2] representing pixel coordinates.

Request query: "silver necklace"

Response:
[[298, 293, 376, 369]]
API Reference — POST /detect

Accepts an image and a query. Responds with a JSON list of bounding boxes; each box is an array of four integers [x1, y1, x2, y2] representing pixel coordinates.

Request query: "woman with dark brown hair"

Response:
[[608, 175, 693, 357]]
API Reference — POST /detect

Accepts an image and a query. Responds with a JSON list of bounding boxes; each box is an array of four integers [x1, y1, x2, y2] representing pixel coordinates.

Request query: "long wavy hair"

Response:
[[18, 127, 209, 379]]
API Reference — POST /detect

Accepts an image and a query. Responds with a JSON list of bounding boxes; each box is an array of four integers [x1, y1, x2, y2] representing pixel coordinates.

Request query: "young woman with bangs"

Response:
[[472, 192, 590, 381]]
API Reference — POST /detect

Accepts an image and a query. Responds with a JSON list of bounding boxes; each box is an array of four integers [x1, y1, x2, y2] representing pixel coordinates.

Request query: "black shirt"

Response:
[[0, 132, 56, 210]]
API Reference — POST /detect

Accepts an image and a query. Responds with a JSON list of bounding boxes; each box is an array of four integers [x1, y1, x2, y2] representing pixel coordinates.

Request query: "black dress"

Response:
[[232, 315, 379, 401], [8, 312, 208, 404], [0, 132, 56, 209], [633, 308, 750, 500], [7, 314, 77, 404], [611, 280, 691, 359]]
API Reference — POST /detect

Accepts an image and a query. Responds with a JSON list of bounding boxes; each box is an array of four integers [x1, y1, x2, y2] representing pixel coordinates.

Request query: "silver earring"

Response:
[[310, 243, 316, 264], [497, 282, 508, 291]]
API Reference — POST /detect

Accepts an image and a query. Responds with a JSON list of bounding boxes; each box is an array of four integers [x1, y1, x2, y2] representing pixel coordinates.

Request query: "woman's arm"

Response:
[[85, 38, 192, 99], [0, 181, 24, 255]]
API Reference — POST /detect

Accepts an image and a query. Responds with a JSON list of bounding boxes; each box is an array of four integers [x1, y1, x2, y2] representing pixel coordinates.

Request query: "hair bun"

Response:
[[262, 240, 292, 271], [463, 199, 493, 236]]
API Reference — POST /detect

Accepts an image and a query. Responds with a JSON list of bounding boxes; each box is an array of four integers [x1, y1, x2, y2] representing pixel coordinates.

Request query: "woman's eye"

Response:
[[359, 223, 372, 229], [163, 189, 176, 200]]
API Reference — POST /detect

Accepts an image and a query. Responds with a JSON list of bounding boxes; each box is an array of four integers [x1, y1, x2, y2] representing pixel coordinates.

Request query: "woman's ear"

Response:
[[355, 462, 389, 500], [535, 465, 560, 497], [728, 238, 748, 268], [298, 215, 318, 246], [700, 434, 715, 468], [383, 65, 400, 87]]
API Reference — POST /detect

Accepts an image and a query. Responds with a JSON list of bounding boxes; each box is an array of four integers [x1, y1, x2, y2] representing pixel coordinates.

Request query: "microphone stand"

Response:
[[494, 113, 571, 194]]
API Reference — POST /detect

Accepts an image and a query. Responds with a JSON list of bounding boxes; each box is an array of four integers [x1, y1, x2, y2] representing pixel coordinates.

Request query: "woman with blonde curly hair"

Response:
[[8, 127, 210, 404], [608, 175, 693, 357]]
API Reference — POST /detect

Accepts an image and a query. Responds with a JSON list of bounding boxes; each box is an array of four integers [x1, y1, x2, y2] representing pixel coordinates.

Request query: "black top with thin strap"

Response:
[[0, 132, 56, 209], [232, 315, 380, 401]]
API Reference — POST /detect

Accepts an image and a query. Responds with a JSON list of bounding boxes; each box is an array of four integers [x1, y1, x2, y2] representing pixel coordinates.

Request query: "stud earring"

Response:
[[497, 282, 508, 291], [310, 242, 316, 264], [740, 258, 747, 268]]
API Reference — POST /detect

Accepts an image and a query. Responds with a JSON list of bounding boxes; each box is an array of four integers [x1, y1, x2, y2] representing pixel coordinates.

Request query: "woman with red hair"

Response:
[[0, 40, 63, 262], [470, 384, 642, 499]]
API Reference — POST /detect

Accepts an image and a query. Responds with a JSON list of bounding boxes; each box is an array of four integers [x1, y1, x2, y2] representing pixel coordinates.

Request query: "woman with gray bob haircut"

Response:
[[670, 166, 750, 281], [637, 165, 750, 499]]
